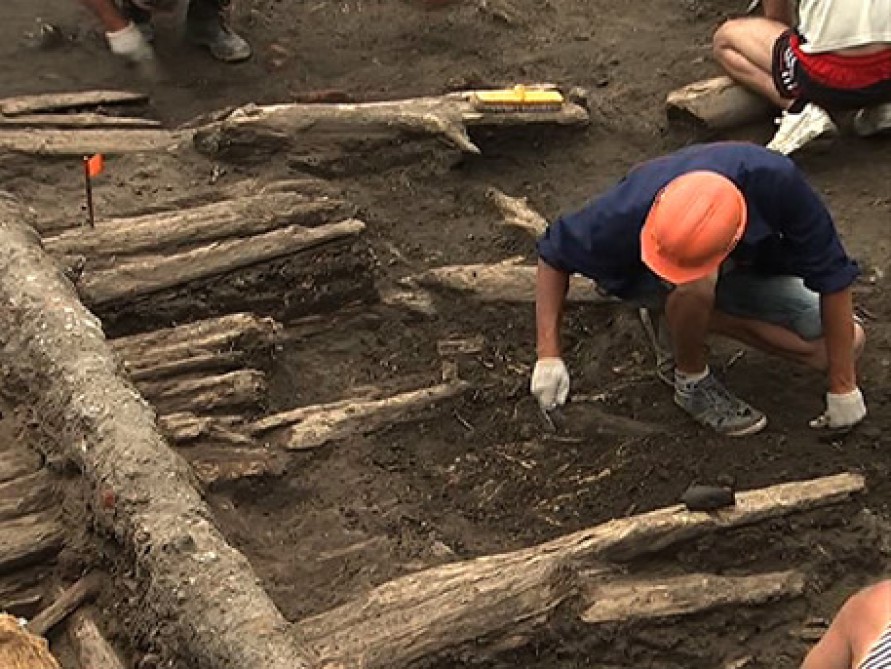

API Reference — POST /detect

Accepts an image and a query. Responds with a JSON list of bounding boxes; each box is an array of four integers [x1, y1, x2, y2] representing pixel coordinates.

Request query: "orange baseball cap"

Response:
[[640, 171, 747, 285]]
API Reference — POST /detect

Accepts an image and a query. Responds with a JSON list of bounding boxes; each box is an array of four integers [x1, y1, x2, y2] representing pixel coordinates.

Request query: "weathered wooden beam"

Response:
[[0, 129, 189, 155], [137, 369, 267, 416], [292, 473, 862, 669], [0, 90, 148, 116], [579, 570, 806, 623], [158, 413, 251, 446], [44, 193, 356, 260], [0, 114, 161, 129], [0, 192, 311, 667], [252, 381, 471, 450], [77, 218, 366, 307], [666, 75, 775, 130], [126, 350, 245, 382], [67, 606, 126, 669], [27, 573, 102, 637], [486, 187, 548, 238], [0, 513, 65, 576], [405, 258, 614, 304], [0, 469, 54, 522], [0, 447, 42, 485]]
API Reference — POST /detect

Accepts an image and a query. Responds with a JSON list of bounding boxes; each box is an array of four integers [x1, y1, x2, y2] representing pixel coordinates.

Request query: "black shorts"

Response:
[[772, 29, 891, 109]]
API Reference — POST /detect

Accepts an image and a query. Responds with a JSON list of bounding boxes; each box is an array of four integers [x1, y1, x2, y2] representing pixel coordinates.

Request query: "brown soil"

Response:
[[5, 0, 891, 668]]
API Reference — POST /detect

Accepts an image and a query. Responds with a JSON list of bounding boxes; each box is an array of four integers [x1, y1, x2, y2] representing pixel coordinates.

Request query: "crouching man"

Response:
[[531, 142, 866, 436]]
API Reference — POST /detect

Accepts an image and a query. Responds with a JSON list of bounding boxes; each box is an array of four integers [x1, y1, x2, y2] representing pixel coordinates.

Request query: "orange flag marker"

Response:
[[82, 154, 104, 228], [85, 153, 104, 178]]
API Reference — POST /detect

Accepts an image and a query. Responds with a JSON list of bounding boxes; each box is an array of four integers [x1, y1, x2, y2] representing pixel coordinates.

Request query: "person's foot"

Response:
[[766, 103, 837, 155], [186, 15, 252, 62], [853, 103, 891, 137], [675, 371, 767, 436]]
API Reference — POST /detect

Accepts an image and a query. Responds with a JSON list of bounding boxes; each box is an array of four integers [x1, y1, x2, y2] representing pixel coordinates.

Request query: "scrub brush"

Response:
[[470, 85, 565, 112]]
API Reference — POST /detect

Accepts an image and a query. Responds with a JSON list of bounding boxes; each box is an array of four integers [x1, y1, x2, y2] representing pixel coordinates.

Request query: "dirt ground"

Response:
[[5, 0, 891, 667]]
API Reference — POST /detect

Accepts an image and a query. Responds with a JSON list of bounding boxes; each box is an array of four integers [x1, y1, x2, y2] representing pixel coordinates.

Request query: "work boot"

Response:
[[121, 0, 155, 41], [185, 2, 252, 62], [766, 102, 837, 155], [853, 102, 891, 137], [674, 371, 767, 437], [638, 307, 674, 386]]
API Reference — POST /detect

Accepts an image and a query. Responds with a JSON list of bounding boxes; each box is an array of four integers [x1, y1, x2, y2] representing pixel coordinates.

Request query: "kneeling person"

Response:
[[531, 142, 866, 436]]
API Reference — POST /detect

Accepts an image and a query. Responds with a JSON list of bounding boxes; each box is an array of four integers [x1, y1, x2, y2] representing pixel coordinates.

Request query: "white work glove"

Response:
[[809, 388, 867, 430], [531, 358, 570, 411], [106, 22, 155, 63]]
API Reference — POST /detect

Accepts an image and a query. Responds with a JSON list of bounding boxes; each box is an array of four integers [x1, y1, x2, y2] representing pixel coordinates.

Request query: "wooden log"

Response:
[[0, 90, 148, 116], [187, 445, 286, 489], [27, 573, 102, 638], [137, 370, 267, 416], [291, 473, 862, 669], [110, 312, 279, 365], [666, 75, 775, 130], [77, 218, 367, 307], [44, 192, 356, 260], [486, 187, 548, 238], [126, 350, 244, 382], [0, 513, 65, 576], [67, 606, 126, 669], [252, 381, 471, 450], [0, 114, 161, 129], [579, 570, 806, 623], [0, 470, 54, 522], [0, 129, 190, 156], [405, 258, 615, 304], [0, 447, 42, 485], [0, 613, 60, 669], [0, 568, 47, 618], [158, 413, 251, 446], [0, 193, 310, 667], [193, 92, 589, 160]]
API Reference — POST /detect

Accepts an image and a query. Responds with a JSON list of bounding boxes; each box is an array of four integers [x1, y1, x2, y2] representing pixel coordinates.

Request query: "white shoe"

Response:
[[853, 102, 891, 137], [766, 103, 838, 155]]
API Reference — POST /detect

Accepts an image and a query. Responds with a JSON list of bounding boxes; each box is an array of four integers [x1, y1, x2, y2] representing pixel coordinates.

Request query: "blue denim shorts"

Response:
[[629, 270, 823, 342]]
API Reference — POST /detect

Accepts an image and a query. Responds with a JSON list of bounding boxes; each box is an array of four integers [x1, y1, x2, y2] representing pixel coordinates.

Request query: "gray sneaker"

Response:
[[853, 103, 891, 137], [186, 17, 252, 62], [675, 372, 767, 436]]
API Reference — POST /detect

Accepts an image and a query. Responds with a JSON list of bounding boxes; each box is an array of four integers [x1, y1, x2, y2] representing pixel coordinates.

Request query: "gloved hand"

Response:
[[531, 358, 570, 411], [809, 388, 866, 430], [106, 22, 155, 63]]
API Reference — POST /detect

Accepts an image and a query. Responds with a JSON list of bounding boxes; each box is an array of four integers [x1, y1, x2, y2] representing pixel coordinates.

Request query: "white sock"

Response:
[[675, 366, 709, 392]]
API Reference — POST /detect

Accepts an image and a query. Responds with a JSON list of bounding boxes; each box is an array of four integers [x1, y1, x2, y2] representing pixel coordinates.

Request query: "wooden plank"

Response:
[[0, 90, 148, 116], [0, 513, 65, 576], [27, 573, 102, 637], [0, 448, 42, 485], [77, 219, 366, 306], [0, 470, 54, 522], [0, 114, 160, 129], [137, 370, 267, 416], [0, 129, 189, 156], [666, 75, 774, 130], [579, 570, 806, 623], [67, 606, 126, 669]]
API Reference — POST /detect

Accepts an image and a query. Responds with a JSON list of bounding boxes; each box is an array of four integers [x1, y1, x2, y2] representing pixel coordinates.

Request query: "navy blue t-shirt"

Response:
[[537, 143, 859, 299]]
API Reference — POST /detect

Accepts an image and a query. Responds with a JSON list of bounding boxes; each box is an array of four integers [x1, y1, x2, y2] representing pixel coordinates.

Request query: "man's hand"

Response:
[[106, 22, 155, 63], [531, 358, 570, 411], [809, 388, 866, 430]]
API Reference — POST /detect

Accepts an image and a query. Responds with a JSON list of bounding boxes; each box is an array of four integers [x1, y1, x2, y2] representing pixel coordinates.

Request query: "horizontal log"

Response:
[[187, 446, 286, 489], [406, 259, 614, 304], [0, 470, 54, 522], [28, 572, 103, 637], [292, 472, 861, 669], [78, 218, 367, 307], [252, 381, 470, 450], [68, 605, 126, 669], [0, 568, 47, 618], [194, 92, 589, 159], [0, 90, 148, 116], [0, 613, 60, 669], [0, 447, 42, 485], [137, 370, 267, 416], [579, 570, 805, 623], [111, 312, 278, 362], [486, 187, 547, 238], [0, 513, 65, 576], [666, 75, 775, 130], [0, 114, 161, 129], [158, 413, 252, 446], [44, 192, 356, 260], [0, 129, 189, 155], [126, 350, 244, 382]]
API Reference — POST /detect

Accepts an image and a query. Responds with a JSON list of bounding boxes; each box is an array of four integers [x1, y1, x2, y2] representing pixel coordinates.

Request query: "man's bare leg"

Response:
[[709, 311, 866, 371], [713, 17, 790, 108]]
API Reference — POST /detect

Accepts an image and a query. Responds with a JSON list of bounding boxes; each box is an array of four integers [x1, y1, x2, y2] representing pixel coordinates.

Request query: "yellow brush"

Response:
[[470, 85, 565, 112]]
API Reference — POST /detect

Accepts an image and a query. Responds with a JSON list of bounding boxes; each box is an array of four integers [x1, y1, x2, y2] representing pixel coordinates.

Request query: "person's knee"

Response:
[[713, 19, 744, 62]]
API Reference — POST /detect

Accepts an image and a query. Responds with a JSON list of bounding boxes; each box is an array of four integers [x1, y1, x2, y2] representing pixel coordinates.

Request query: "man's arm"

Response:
[[821, 288, 856, 394], [762, 0, 795, 25], [536, 259, 570, 358]]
